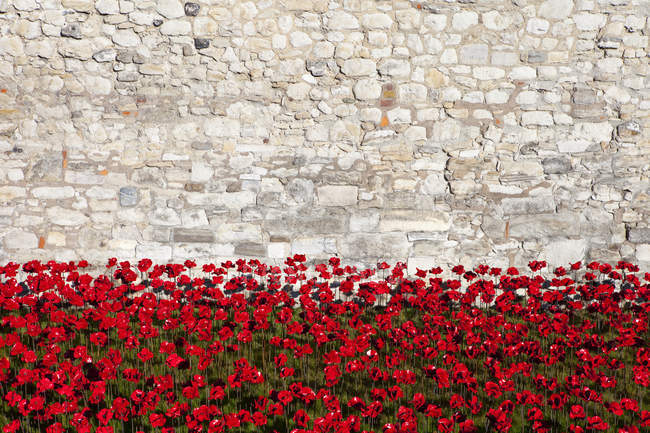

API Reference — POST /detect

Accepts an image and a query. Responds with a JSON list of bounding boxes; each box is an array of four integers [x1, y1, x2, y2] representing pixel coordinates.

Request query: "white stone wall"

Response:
[[0, 0, 649, 271]]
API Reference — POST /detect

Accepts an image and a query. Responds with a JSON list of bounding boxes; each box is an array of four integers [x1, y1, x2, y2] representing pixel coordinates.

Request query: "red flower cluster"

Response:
[[0, 257, 648, 433]]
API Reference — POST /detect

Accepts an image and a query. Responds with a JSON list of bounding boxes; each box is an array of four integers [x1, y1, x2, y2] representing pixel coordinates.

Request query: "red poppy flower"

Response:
[[149, 413, 166, 428], [293, 409, 310, 428], [587, 416, 609, 431], [640, 411, 650, 427], [485, 381, 502, 398], [569, 405, 585, 419], [97, 408, 113, 426], [252, 411, 267, 426], [3, 420, 20, 433], [438, 418, 454, 433], [166, 353, 184, 368]]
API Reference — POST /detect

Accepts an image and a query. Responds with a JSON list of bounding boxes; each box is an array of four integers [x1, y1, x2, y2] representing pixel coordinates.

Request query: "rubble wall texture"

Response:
[[0, 0, 649, 272]]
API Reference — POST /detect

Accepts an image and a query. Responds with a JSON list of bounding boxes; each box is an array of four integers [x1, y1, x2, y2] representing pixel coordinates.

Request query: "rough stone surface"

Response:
[[0, 0, 647, 269], [543, 239, 588, 268], [119, 187, 138, 207], [173, 228, 214, 243], [317, 186, 358, 207], [628, 228, 650, 244], [3, 230, 38, 250]]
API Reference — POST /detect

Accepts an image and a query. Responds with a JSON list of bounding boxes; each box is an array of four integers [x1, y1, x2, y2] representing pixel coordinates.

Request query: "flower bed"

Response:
[[0, 257, 648, 433]]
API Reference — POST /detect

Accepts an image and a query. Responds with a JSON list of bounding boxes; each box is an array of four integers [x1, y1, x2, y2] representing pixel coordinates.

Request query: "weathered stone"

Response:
[[524, 51, 547, 63], [60, 23, 82, 39], [361, 13, 393, 29], [181, 209, 209, 227], [93, 49, 116, 62], [379, 210, 450, 232], [95, 0, 119, 14], [58, 40, 94, 59], [14, 0, 38, 10], [617, 121, 641, 139], [341, 59, 376, 77], [452, 11, 478, 31], [326, 11, 359, 30], [482, 11, 511, 31], [459, 44, 489, 65], [194, 38, 210, 50], [118, 187, 138, 207], [572, 89, 596, 105], [139, 64, 165, 75], [317, 186, 358, 207], [184, 2, 200, 16], [542, 157, 571, 175], [32, 186, 75, 199], [339, 233, 409, 259], [62, 0, 94, 12], [637, 244, 650, 262], [173, 228, 214, 243], [117, 71, 139, 82], [149, 208, 181, 226], [289, 31, 311, 47], [353, 79, 381, 100], [47, 207, 89, 226], [502, 196, 555, 215], [539, 0, 574, 20], [235, 242, 266, 256], [160, 20, 191, 35], [377, 59, 411, 78], [286, 178, 314, 205], [542, 238, 587, 268], [628, 228, 650, 244], [421, 173, 448, 195], [112, 30, 141, 47], [157, 0, 184, 18], [136, 244, 172, 261], [521, 111, 554, 126], [2, 230, 38, 250], [204, 118, 240, 137]]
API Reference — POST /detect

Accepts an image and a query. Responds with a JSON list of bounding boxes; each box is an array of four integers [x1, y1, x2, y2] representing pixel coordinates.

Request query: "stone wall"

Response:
[[0, 0, 649, 272]]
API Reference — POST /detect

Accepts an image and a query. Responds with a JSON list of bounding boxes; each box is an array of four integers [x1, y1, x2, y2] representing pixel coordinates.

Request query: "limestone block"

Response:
[[628, 228, 650, 243], [47, 207, 89, 226], [459, 44, 488, 65], [149, 208, 181, 226], [326, 11, 359, 30], [341, 59, 377, 77], [353, 79, 381, 100], [317, 185, 358, 207], [339, 233, 409, 259], [157, 0, 184, 19], [159, 20, 191, 35], [32, 186, 75, 199], [502, 196, 555, 215], [181, 209, 209, 228], [637, 244, 650, 262], [543, 239, 588, 268], [539, 0, 574, 20], [452, 11, 478, 31], [521, 111, 554, 126], [483, 11, 511, 31], [361, 13, 393, 29], [379, 210, 450, 232], [2, 230, 38, 250], [136, 244, 172, 261], [96, 0, 119, 14]]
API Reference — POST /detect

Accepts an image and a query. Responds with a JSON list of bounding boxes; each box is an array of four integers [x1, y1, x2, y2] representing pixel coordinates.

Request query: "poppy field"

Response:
[[0, 257, 648, 433]]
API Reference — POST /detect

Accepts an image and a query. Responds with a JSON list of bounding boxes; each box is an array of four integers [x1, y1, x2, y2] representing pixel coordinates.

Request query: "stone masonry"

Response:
[[0, 0, 649, 274]]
